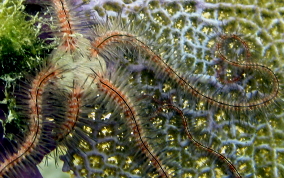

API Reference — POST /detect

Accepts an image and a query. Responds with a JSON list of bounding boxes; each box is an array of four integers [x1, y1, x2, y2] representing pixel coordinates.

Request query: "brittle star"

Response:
[[0, 0, 281, 178]]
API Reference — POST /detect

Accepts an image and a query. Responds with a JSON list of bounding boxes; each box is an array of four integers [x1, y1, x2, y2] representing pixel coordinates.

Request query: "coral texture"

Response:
[[0, 0, 283, 178], [58, 1, 283, 177]]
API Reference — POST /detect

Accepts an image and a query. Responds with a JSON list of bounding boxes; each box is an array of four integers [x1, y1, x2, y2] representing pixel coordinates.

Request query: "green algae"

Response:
[[0, 0, 45, 78]]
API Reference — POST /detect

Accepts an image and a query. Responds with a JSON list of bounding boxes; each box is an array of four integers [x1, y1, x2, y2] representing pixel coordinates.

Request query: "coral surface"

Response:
[[0, 0, 283, 178]]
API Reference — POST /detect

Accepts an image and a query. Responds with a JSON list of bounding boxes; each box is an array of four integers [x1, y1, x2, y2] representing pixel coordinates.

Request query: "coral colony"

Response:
[[0, 0, 283, 178]]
